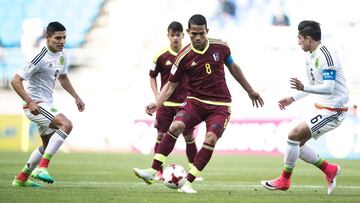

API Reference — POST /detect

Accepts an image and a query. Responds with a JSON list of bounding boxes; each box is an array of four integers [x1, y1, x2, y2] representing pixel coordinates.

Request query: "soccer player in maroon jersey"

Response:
[[149, 21, 199, 180], [134, 14, 264, 193]]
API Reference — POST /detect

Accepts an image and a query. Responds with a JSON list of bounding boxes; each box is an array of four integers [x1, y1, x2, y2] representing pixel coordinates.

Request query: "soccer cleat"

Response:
[[325, 164, 341, 195], [12, 178, 42, 188], [178, 181, 197, 193], [133, 168, 156, 184], [154, 170, 164, 181], [31, 167, 54, 184], [261, 177, 290, 191]]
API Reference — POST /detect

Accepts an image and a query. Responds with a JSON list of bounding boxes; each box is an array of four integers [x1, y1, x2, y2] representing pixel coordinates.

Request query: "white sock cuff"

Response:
[[287, 139, 300, 146], [56, 129, 68, 140]]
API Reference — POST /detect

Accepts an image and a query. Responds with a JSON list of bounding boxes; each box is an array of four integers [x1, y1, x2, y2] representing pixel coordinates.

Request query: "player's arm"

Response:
[[10, 74, 41, 115], [290, 69, 335, 95], [150, 76, 159, 99], [58, 74, 85, 112], [225, 58, 264, 107], [146, 81, 178, 115]]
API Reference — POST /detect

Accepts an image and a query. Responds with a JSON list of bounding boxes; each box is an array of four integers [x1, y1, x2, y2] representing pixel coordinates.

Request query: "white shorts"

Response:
[[305, 108, 346, 139], [23, 102, 59, 136]]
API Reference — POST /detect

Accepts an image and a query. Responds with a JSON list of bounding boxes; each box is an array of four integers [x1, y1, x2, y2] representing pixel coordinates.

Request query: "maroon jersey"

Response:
[[170, 39, 232, 103], [149, 47, 189, 103]]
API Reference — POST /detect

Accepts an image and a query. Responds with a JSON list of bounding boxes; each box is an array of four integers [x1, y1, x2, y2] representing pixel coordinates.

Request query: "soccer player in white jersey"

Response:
[[10, 22, 85, 187], [261, 20, 348, 195]]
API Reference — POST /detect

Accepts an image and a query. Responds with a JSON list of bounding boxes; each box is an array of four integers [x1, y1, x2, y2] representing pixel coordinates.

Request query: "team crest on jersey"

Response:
[[60, 56, 65, 65], [315, 58, 320, 68], [212, 53, 219, 61], [165, 60, 172, 66]]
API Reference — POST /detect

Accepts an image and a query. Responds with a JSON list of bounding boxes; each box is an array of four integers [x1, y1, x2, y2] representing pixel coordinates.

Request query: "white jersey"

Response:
[[304, 44, 348, 108], [17, 46, 67, 104]]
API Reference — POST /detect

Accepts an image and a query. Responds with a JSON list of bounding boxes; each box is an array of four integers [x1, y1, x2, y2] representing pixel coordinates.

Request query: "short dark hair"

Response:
[[188, 14, 207, 29], [46, 21, 66, 37], [168, 21, 183, 32], [298, 20, 321, 41]]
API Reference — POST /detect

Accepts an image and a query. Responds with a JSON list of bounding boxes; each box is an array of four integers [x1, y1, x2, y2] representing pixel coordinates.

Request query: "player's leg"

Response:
[[298, 109, 345, 194], [182, 128, 197, 166], [12, 102, 53, 187], [152, 106, 176, 180], [134, 120, 185, 184], [134, 100, 202, 184], [33, 105, 73, 184], [12, 145, 45, 188], [180, 104, 230, 193], [299, 145, 340, 194], [261, 121, 311, 191]]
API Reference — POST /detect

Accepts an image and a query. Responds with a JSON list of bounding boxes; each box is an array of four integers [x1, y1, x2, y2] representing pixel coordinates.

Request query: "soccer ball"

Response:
[[162, 164, 187, 189]]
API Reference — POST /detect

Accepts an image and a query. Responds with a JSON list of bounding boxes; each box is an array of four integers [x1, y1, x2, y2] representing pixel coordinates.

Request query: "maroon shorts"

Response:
[[174, 99, 231, 138], [155, 105, 194, 135]]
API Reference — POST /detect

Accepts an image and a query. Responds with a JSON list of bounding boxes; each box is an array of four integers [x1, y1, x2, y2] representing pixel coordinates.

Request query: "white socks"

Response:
[[26, 146, 44, 170], [284, 139, 300, 169], [299, 145, 320, 164], [44, 129, 68, 156]]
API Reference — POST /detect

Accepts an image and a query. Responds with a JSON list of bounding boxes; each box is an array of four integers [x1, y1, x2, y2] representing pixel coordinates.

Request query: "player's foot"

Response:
[[12, 178, 42, 188], [31, 167, 54, 184], [154, 170, 164, 181], [194, 176, 204, 181], [261, 176, 290, 191], [325, 164, 341, 195], [178, 181, 197, 193], [133, 168, 156, 184]]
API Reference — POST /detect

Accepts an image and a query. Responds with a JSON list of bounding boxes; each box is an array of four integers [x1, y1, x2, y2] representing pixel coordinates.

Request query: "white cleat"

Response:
[[178, 181, 197, 193], [133, 168, 156, 185], [326, 164, 341, 195]]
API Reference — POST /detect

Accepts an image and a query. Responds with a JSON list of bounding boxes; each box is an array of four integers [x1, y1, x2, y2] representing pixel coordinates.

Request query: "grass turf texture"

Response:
[[1, 151, 360, 203]]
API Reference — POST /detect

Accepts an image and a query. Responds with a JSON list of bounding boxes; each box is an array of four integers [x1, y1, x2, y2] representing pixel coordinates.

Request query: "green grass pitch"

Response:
[[1, 151, 360, 202]]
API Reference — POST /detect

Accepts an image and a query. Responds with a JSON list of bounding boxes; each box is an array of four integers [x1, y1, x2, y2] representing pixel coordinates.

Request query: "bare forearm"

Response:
[[150, 77, 158, 97], [229, 63, 254, 93], [156, 82, 177, 106], [58, 75, 79, 99]]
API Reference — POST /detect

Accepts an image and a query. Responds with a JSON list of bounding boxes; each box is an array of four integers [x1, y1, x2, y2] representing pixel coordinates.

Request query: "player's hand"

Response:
[[278, 97, 294, 110], [75, 96, 85, 112], [248, 91, 264, 108], [290, 78, 304, 91], [28, 102, 41, 115], [145, 103, 158, 116]]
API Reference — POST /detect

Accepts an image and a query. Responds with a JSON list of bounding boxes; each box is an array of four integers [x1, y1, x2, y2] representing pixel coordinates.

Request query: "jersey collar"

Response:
[[191, 39, 209, 55]]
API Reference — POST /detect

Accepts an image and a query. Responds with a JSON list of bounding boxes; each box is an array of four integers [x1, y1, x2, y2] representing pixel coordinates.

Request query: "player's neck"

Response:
[[309, 41, 321, 53], [170, 45, 181, 53]]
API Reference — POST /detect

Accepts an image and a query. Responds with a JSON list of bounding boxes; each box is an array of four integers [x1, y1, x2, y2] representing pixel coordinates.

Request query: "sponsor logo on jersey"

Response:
[[213, 53, 219, 61]]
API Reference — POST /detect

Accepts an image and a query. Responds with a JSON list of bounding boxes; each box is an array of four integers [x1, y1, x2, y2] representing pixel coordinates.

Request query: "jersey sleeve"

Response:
[[169, 61, 184, 83], [223, 45, 232, 65], [17, 60, 41, 80], [149, 52, 162, 78]]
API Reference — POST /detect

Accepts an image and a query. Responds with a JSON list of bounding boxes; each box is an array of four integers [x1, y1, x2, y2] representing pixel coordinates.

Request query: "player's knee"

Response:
[[169, 121, 185, 136], [288, 128, 301, 141], [183, 133, 195, 142], [157, 132, 165, 140], [204, 132, 218, 146]]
